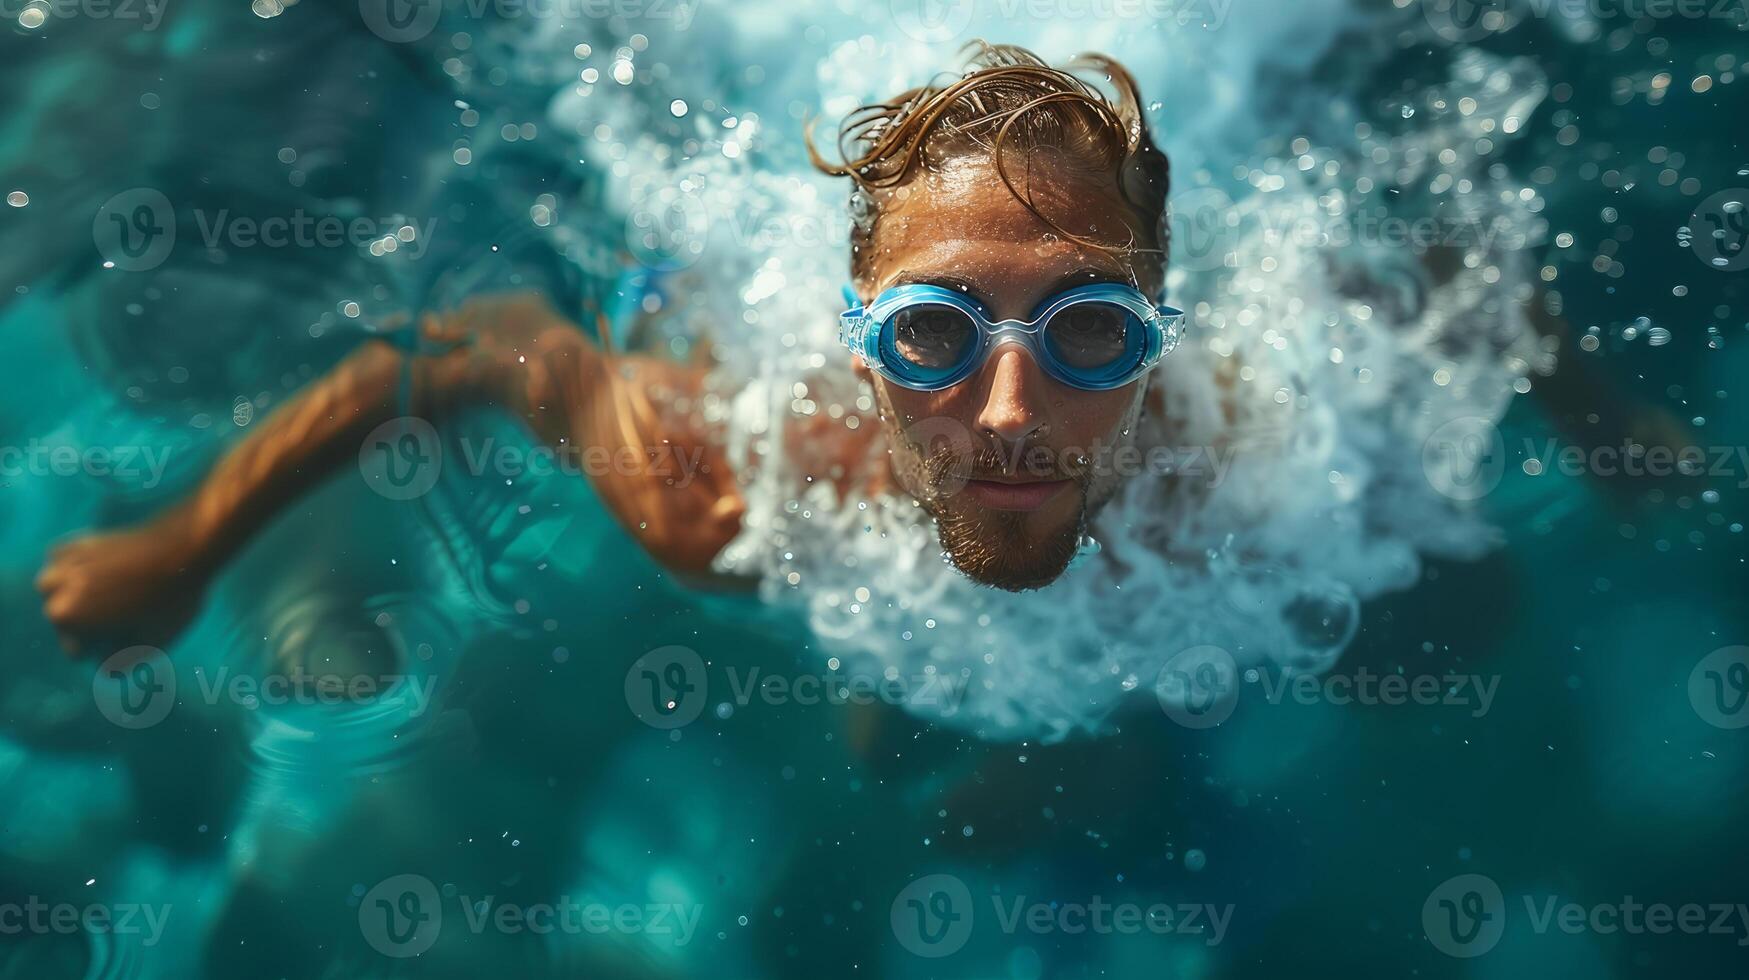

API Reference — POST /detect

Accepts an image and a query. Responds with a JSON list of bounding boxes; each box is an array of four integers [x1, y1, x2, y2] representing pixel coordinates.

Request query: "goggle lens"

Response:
[[1043, 301, 1141, 372], [888, 304, 979, 371]]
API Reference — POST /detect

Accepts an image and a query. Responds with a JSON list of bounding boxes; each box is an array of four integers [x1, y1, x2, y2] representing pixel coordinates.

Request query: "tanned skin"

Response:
[[36, 295, 744, 657]]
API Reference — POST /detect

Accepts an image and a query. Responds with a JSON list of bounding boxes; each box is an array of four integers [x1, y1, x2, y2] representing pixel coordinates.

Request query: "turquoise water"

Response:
[[3, 1, 1748, 978]]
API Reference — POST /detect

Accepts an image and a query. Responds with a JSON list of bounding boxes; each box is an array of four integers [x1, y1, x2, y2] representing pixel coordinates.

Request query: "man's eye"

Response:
[[1046, 305, 1132, 368], [900, 310, 963, 339], [1054, 307, 1123, 336], [893, 307, 974, 367]]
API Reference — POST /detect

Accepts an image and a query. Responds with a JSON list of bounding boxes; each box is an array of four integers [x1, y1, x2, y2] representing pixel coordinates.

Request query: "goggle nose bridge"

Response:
[[979, 327, 1049, 369]]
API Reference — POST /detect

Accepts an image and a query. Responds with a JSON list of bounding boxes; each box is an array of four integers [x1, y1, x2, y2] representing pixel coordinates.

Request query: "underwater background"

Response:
[[2, 0, 1748, 977]]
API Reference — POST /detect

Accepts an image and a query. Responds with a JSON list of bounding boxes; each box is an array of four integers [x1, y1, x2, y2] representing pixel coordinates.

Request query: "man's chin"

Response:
[[934, 503, 1084, 592]]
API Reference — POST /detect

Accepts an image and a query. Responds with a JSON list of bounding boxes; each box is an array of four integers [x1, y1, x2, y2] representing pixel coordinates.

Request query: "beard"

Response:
[[874, 380, 1145, 592], [917, 443, 1095, 592]]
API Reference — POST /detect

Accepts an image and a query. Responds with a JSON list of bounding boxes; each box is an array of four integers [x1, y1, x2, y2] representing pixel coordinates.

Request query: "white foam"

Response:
[[505, 6, 1552, 739]]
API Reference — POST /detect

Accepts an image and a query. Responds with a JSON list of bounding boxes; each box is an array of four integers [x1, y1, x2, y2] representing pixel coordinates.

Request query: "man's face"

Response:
[[856, 154, 1163, 591]]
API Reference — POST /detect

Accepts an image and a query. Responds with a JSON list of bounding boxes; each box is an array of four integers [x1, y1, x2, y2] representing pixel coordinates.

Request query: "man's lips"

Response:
[[960, 478, 1072, 512]]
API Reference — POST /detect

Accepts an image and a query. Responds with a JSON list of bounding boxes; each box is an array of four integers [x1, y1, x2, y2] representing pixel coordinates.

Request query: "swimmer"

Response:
[[37, 43, 1182, 655]]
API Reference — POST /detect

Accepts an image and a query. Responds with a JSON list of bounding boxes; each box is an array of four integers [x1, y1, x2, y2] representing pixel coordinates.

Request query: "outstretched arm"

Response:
[[37, 294, 744, 656]]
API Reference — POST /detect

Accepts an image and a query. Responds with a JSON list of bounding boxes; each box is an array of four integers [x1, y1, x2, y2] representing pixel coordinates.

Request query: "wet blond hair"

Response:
[[808, 42, 1171, 280]]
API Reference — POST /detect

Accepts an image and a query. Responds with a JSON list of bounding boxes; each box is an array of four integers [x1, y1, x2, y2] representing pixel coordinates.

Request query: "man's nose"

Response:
[[974, 346, 1052, 444]]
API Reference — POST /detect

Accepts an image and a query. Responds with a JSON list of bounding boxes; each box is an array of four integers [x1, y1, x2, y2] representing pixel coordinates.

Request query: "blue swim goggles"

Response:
[[839, 282, 1185, 391]]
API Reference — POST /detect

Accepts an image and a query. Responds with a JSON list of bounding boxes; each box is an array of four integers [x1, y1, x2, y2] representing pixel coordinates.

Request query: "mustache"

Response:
[[927, 444, 1093, 486]]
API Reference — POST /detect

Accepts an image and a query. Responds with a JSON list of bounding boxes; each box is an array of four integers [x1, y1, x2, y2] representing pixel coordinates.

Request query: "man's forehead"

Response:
[[863, 161, 1142, 298], [878, 160, 1136, 240], [877, 239, 1135, 293]]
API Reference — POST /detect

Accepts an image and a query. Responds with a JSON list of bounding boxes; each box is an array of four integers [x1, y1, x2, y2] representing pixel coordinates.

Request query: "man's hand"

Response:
[[36, 507, 209, 658]]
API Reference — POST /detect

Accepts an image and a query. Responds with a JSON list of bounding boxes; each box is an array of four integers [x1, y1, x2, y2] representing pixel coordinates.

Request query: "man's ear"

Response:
[[851, 358, 872, 384]]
